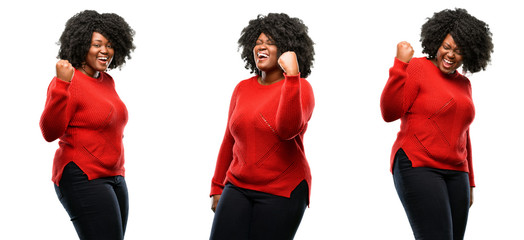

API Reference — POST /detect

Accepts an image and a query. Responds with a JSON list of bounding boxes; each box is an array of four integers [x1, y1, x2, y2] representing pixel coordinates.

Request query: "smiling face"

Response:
[[82, 32, 114, 78], [432, 34, 464, 74], [253, 33, 281, 74]]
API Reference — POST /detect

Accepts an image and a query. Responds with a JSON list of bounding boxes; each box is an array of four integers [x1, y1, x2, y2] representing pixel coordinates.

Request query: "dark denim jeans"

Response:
[[210, 180, 308, 240], [393, 149, 470, 240], [55, 162, 129, 240]]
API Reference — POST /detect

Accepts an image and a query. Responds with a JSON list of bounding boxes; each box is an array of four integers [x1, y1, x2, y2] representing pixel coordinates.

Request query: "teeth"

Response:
[[98, 57, 108, 61], [258, 53, 268, 58], [444, 59, 453, 64]]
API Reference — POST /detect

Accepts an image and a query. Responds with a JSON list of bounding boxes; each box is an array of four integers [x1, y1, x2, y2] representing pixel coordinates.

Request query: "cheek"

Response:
[[269, 47, 280, 60], [270, 46, 279, 55], [456, 55, 464, 63], [88, 48, 97, 58], [436, 49, 443, 59]]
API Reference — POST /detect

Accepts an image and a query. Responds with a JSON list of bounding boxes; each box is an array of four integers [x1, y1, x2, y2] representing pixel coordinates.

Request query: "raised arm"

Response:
[[39, 60, 76, 142], [273, 51, 315, 140], [380, 42, 419, 122]]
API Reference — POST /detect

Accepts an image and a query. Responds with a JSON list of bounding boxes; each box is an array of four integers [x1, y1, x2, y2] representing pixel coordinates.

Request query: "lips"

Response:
[[97, 56, 109, 66], [442, 58, 454, 68], [257, 52, 268, 59]]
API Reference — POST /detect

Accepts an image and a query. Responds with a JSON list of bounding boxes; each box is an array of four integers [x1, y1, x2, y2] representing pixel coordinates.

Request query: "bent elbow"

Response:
[[42, 133, 58, 142], [380, 102, 401, 122], [40, 121, 61, 142], [381, 111, 400, 123], [41, 130, 59, 142]]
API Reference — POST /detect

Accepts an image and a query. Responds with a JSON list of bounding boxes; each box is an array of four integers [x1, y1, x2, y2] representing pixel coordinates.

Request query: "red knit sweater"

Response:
[[381, 57, 475, 186], [210, 74, 315, 199], [40, 69, 128, 186]]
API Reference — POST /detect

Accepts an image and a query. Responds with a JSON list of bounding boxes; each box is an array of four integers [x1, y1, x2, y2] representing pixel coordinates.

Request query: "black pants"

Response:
[[393, 149, 470, 240], [210, 180, 308, 240], [54, 162, 129, 240]]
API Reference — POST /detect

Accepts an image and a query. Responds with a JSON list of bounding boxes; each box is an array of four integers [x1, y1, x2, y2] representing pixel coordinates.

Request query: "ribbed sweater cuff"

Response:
[[393, 57, 409, 69], [53, 76, 71, 87], [283, 72, 300, 80]]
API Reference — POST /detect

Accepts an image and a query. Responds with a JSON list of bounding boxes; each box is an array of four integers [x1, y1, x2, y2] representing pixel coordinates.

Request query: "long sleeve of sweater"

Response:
[[40, 77, 75, 142], [380, 58, 420, 122], [210, 85, 239, 196], [274, 74, 314, 140]]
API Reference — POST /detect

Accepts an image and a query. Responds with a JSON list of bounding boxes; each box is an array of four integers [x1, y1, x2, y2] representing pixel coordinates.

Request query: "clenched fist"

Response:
[[211, 194, 221, 213], [278, 51, 299, 76], [56, 60, 75, 82], [396, 41, 414, 63]]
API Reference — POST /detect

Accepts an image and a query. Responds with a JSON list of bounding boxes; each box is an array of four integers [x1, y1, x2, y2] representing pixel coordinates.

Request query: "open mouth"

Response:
[[257, 52, 269, 59], [97, 56, 109, 65], [443, 58, 454, 68]]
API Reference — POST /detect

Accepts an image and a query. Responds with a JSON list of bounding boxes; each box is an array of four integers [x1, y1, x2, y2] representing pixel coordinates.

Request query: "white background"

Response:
[[1, 0, 522, 239]]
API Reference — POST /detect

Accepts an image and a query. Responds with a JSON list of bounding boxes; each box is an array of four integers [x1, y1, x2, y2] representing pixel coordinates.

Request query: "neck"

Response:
[[259, 69, 285, 85], [79, 66, 100, 78]]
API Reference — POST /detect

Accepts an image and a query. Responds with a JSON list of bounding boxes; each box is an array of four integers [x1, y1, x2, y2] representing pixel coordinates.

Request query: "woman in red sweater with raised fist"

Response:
[[380, 8, 493, 240], [209, 13, 315, 240], [40, 10, 135, 240]]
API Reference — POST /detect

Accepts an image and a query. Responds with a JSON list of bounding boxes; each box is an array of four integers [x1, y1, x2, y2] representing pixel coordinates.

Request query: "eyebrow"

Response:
[[256, 38, 274, 42], [92, 39, 111, 44]]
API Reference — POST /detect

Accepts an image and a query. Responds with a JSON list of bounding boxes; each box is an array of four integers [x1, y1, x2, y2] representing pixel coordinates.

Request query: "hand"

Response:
[[278, 51, 299, 76], [56, 60, 75, 82], [211, 194, 221, 212], [396, 41, 414, 63], [469, 187, 474, 207]]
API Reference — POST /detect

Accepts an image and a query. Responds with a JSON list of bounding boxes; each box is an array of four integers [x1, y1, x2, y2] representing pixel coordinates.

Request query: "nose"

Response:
[[446, 50, 455, 59], [100, 45, 108, 54], [257, 44, 267, 51]]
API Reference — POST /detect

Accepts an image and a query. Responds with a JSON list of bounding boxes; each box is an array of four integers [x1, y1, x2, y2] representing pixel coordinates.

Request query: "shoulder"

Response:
[[101, 71, 113, 78], [408, 57, 428, 69], [300, 78, 313, 92], [229, 76, 257, 98], [236, 76, 257, 89], [455, 72, 472, 89], [300, 77, 312, 86], [100, 71, 114, 82], [239, 76, 257, 85], [405, 57, 433, 80]]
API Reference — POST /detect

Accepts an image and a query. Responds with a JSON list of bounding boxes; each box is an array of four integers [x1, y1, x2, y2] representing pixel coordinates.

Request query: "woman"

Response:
[[40, 10, 135, 240], [209, 13, 315, 240], [380, 8, 493, 240]]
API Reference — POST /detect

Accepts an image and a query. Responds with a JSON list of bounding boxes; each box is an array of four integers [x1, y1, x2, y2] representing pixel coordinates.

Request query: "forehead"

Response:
[[442, 34, 456, 45], [91, 32, 110, 42], [257, 32, 273, 41]]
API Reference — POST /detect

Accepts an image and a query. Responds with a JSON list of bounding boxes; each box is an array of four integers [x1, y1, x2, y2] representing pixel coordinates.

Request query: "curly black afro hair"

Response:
[[238, 13, 315, 78], [420, 8, 493, 73], [58, 10, 135, 70]]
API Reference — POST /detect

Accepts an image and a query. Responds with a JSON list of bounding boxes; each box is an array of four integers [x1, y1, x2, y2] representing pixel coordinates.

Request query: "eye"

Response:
[[93, 44, 100, 48], [107, 45, 113, 49]]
